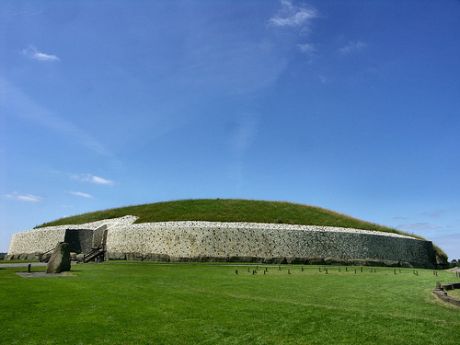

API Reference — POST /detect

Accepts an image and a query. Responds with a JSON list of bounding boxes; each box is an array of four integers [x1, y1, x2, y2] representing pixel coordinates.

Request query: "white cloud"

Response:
[[297, 42, 316, 55], [269, 0, 318, 28], [231, 116, 258, 152], [22, 46, 60, 62], [3, 192, 42, 203], [318, 75, 328, 84], [68, 191, 93, 199], [392, 216, 408, 221], [420, 209, 446, 219], [227, 115, 259, 192], [269, 1, 318, 60], [338, 41, 366, 55], [72, 173, 114, 185]]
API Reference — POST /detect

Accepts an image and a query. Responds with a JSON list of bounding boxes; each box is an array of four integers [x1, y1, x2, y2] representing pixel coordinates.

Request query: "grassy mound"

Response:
[[39, 198, 400, 233], [36, 199, 447, 259]]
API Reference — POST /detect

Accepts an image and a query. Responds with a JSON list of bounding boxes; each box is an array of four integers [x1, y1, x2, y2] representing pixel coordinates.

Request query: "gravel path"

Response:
[[0, 263, 47, 268]]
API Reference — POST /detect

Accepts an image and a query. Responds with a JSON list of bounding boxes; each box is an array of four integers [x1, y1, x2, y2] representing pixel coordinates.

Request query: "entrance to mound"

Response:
[[64, 229, 93, 253], [64, 225, 108, 262]]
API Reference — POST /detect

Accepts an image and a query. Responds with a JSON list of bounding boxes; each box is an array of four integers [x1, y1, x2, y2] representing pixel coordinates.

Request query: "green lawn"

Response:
[[0, 263, 459, 345]]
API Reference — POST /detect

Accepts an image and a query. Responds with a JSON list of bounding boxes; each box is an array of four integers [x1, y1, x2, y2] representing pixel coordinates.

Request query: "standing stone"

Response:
[[47, 243, 71, 273]]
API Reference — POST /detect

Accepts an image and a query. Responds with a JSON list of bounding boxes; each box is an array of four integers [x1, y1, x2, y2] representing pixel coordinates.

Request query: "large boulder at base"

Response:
[[47, 243, 71, 273]]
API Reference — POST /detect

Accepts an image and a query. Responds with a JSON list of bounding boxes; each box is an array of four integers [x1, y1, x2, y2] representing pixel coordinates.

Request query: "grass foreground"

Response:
[[0, 262, 459, 345]]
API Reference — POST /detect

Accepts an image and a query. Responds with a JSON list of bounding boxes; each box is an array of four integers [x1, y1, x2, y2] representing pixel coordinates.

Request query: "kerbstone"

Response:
[[46, 243, 71, 273]]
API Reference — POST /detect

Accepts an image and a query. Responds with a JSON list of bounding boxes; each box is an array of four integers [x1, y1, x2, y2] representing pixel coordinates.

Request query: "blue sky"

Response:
[[1, 0, 459, 258]]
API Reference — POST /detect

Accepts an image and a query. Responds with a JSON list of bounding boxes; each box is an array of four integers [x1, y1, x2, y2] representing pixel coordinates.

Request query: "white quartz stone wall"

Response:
[[105, 221, 434, 266], [8, 216, 435, 267], [7, 216, 137, 254], [8, 227, 67, 254]]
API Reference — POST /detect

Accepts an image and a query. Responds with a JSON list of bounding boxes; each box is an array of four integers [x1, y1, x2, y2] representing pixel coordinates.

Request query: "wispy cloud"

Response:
[[230, 116, 259, 153], [392, 216, 408, 221], [430, 233, 460, 259], [1, 9, 43, 18], [268, 1, 319, 57], [72, 173, 114, 186], [227, 115, 259, 191], [0, 78, 110, 156], [269, 0, 318, 28], [297, 42, 316, 55], [396, 222, 443, 231], [3, 192, 42, 203], [338, 40, 366, 55], [22, 46, 60, 62], [68, 191, 93, 199], [420, 209, 446, 219], [318, 75, 329, 84]]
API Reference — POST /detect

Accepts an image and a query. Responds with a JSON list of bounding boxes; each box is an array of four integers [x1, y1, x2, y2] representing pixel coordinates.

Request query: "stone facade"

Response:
[[7, 216, 437, 267], [8, 227, 67, 256], [7, 216, 136, 257]]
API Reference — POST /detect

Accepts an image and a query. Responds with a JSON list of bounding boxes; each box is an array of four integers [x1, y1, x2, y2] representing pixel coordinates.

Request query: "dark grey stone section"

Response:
[[46, 243, 71, 273], [107, 253, 413, 268], [64, 229, 94, 254], [92, 225, 108, 249]]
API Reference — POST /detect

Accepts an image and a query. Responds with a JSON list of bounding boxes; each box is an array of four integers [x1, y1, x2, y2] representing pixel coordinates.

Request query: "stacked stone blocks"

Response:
[[7, 216, 436, 267]]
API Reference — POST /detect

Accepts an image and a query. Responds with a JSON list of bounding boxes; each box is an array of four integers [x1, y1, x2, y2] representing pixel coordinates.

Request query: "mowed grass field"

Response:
[[0, 263, 459, 345]]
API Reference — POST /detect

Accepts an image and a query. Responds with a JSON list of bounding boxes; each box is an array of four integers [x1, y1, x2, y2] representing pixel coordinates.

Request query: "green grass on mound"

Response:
[[38, 199, 399, 233], [0, 263, 459, 345], [35, 199, 448, 260]]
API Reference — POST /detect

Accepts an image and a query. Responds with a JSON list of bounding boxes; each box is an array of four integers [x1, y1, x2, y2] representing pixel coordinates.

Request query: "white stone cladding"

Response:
[[7, 216, 137, 255], [7, 216, 435, 267], [8, 227, 67, 255]]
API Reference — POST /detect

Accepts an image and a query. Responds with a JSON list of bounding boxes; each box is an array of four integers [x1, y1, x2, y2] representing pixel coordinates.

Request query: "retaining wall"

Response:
[[8, 227, 67, 255], [106, 221, 435, 267], [7, 216, 437, 267], [7, 217, 135, 259]]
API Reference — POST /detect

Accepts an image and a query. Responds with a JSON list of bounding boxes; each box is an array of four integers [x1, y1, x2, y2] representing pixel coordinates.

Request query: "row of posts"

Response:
[[234, 266, 448, 277]]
